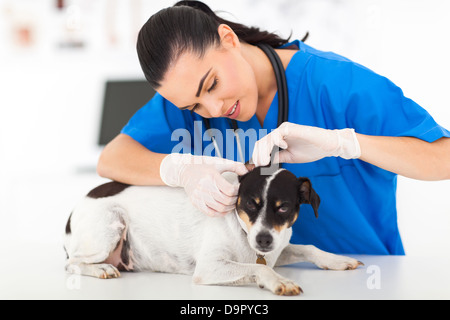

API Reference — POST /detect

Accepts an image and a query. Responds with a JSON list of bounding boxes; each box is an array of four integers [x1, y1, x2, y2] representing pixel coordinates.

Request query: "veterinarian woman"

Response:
[[97, 1, 450, 255]]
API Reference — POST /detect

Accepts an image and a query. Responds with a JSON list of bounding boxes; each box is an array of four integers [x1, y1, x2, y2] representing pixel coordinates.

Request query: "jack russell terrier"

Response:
[[64, 166, 363, 296]]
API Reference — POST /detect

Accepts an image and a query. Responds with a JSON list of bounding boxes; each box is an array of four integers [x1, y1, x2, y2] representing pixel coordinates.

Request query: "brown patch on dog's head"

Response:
[[237, 209, 254, 233], [290, 212, 299, 227], [274, 222, 289, 233]]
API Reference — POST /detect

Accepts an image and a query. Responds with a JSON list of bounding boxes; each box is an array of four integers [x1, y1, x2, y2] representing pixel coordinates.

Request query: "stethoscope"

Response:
[[203, 43, 289, 162]]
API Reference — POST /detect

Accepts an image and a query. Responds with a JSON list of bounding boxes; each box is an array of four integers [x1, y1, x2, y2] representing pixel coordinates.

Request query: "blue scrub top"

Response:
[[122, 40, 450, 255]]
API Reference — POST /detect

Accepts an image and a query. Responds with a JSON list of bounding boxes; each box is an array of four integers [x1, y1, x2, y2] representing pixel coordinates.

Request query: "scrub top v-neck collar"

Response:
[[238, 45, 303, 134]]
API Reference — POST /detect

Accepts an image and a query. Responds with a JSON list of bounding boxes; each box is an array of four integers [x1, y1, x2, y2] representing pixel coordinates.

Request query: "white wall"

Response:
[[0, 0, 449, 256]]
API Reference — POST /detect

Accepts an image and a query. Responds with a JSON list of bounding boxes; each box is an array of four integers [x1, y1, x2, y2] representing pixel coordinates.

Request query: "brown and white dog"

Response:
[[64, 166, 362, 296]]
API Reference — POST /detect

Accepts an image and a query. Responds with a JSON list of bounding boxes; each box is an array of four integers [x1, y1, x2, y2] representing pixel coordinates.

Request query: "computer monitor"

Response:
[[98, 79, 156, 146]]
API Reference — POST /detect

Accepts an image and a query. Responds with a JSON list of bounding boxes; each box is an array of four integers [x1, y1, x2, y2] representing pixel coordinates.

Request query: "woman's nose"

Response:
[[203, 96, 224, 118]]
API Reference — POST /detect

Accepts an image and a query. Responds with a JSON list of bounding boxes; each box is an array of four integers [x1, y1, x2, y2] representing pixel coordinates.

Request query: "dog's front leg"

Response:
[[193, 259, 302, 296], [275, 244, 363, 270]]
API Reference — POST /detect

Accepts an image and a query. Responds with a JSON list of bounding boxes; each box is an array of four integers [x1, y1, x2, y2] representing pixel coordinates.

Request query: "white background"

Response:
[[0, 0, 449, 257]]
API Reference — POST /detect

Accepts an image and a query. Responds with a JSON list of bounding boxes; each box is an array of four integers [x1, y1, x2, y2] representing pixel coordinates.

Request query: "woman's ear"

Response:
[[217, 24, 240, 49]]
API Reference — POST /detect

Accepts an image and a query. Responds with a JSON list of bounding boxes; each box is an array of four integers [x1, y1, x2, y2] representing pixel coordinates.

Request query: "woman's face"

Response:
[[158, 26, 258, 121]]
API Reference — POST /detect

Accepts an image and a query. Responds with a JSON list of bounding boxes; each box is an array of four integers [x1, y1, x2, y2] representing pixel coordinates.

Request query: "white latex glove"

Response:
[[252, 122, 361, 166], [160, 153, 248, 217]]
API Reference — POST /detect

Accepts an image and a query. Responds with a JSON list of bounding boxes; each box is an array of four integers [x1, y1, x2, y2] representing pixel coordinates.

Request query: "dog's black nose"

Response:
[[256, 232, 273, 249]]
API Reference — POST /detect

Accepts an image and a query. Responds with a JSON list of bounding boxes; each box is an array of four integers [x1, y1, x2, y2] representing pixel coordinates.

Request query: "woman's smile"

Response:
[[223, 100, 240, 119]]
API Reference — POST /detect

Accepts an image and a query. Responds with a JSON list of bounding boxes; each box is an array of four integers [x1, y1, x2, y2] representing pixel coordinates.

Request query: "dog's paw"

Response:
[[257, 271, 303, 296], [273, 278, 303, 296], [316, 254, 364, 271], [67, 263, 121, 279], [93, 264, 121, 279]]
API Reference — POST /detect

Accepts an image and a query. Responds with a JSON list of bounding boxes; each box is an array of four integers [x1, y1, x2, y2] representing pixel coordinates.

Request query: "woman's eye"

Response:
[[189, 78, 218, 114], [207, 78, 218, 93]]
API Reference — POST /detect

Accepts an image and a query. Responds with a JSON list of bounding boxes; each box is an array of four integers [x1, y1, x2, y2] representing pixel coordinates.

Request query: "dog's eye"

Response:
[[277, 206, 290, 214], [246, 199, 258, 211]]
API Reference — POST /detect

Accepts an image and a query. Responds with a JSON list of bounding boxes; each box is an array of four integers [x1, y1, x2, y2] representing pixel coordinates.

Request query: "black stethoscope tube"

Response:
[[256, 43, 289, 129]]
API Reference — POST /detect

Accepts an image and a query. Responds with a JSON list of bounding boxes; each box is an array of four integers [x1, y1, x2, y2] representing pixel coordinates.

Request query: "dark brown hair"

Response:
[[136, 1, 291, 89]]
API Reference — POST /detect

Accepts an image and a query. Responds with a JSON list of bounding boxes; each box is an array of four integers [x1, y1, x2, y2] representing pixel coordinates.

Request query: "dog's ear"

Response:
[[238, 163, 256, 183], [298, 178, 320, 218], [245, 163, 255, 172], [238, 171, 250, 183]]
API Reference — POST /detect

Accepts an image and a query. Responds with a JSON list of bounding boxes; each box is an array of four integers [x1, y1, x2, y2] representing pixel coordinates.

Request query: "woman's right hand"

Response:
[[252, 122, 361, 166], [159, 153, 248, 217]]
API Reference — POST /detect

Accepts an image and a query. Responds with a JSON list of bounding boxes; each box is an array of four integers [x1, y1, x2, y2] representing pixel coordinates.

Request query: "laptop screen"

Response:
[[98, 80, 156, 146]]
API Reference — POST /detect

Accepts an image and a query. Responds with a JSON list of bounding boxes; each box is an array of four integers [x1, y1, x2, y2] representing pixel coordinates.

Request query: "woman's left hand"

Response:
[[252, 122, 361, 166]]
